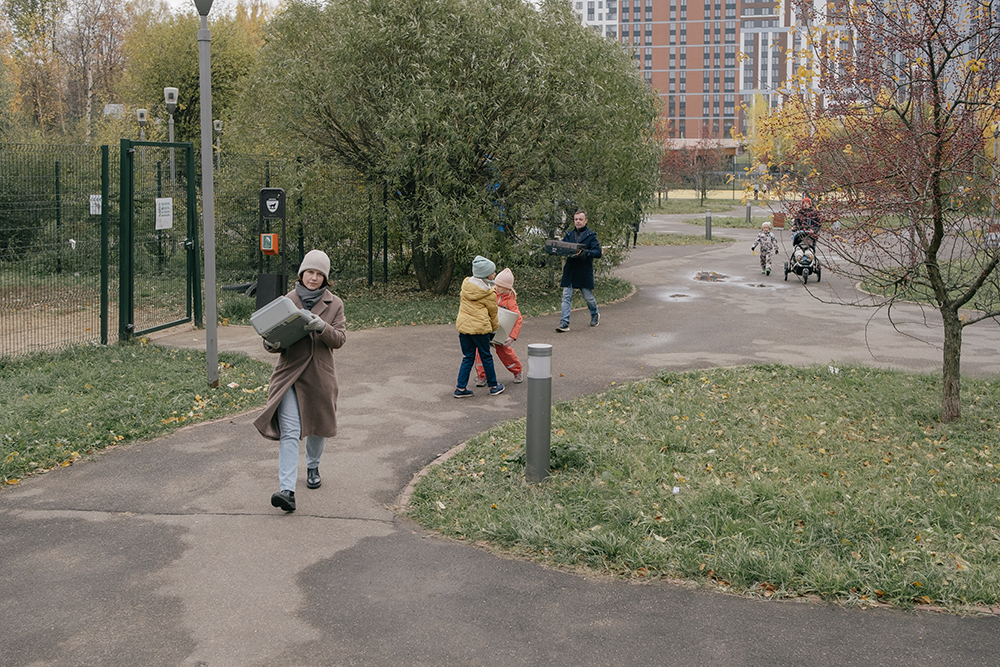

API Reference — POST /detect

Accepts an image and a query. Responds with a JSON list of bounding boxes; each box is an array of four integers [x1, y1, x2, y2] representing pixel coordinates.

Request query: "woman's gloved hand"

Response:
[[304, 313, 326, 333]]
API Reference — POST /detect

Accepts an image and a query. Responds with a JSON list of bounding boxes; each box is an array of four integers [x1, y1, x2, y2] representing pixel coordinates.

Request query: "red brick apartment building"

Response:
[[571, 0, 796, 148]]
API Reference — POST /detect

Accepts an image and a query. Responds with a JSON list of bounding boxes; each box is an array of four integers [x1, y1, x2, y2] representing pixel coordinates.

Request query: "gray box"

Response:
[[250, 296, 312, 348]]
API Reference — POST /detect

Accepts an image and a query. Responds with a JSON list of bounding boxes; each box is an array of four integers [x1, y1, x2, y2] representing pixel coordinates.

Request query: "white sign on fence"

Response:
[[90, 195, 101, 215], [155, 198, 173, 230]]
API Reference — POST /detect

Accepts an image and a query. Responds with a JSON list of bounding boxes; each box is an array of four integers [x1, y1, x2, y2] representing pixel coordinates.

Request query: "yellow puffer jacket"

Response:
[[456, 277, 498, 335]]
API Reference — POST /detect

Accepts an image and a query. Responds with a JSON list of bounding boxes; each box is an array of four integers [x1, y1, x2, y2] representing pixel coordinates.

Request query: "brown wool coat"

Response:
[[253, 289, 347, 441]]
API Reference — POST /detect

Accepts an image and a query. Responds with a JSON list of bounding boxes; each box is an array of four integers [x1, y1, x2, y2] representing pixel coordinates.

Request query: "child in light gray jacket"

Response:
[[752, 221, 779, 275]]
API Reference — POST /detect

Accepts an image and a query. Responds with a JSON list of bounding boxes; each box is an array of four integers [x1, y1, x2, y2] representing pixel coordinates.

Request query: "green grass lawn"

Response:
[[647, 197, 743, 215], [1, 343, 274, 484], [636, 232, 735, 246], [408, 364, 1000, 612], [679, 215, 776, 230]]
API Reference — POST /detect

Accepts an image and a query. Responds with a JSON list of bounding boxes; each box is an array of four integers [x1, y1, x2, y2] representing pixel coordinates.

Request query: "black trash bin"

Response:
[[255, 273, 286, 310]]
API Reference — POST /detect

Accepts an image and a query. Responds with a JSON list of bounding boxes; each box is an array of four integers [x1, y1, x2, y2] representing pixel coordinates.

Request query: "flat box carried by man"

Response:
[[544, 239, 583, 257]]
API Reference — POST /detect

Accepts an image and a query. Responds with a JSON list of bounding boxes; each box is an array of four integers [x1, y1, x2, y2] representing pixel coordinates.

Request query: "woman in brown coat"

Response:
[[253, 250, 347, 512]]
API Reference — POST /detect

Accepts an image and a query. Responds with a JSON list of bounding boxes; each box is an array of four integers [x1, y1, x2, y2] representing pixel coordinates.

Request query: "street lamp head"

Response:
[[213, 120, 223, 133], [194, 0, 213, 16], [136, 108, 148, 126], [164, 87, 178, 114]]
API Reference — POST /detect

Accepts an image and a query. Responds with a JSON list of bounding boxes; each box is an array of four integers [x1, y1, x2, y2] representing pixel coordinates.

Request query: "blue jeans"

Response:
[[276, 386, 324, 492], [560, 286, 598, 326], [457, 333, 498, 388]]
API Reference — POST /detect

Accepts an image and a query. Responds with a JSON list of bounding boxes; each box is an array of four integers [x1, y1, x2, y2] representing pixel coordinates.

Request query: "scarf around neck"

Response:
[[295, 282, 325, 311]]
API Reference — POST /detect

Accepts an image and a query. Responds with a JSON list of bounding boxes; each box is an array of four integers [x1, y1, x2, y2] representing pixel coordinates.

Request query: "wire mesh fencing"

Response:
[[0, 143, 119, 357], [1, 143, 403, 357]]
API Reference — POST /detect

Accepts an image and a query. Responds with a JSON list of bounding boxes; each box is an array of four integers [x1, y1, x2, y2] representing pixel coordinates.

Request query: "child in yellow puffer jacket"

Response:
[[454, 255, 504, 398], [475, 267, 523, 386]]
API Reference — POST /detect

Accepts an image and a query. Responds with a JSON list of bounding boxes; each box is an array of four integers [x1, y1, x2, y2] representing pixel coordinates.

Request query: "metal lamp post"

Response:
[[195, 0, 219, 387], [164, 87, 178, 184]]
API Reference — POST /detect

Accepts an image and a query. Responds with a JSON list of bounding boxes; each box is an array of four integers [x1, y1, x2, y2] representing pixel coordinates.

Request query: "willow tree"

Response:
[[790, 0, 1000, 421], [238, 0, 659, 293]]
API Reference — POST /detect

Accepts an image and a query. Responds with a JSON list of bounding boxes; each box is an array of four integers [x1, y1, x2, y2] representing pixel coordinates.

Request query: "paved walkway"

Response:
[[2, 211, 999, 666]]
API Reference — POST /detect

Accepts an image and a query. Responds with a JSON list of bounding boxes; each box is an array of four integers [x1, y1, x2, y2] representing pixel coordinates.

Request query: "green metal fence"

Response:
[[2, 143, 399, 358], [0, 143, 119, 357], [119, 139, 200, 339]]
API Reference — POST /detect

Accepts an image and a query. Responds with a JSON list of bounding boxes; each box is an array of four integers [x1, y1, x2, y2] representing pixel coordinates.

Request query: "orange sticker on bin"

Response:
[[261, 233, 279, 255]]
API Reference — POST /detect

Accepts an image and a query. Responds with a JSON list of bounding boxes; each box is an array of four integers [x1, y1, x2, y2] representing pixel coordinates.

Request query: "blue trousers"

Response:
[[276, 386, 324, 492], [457, 333, 498, 389], [560, 286, 598, 326]]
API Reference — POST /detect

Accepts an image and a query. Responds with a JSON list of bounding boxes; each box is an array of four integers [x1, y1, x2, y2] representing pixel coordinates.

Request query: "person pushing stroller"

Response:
[[791, 197, 820, 250]]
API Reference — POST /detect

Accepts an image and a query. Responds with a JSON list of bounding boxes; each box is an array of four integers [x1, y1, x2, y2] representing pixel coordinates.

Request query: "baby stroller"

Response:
[[784, 198, 822, 283], [784, 229, 821, 283]]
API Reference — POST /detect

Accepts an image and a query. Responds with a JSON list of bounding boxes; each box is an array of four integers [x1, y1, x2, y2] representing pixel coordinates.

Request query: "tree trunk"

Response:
[[412, 244, 455, 295], [940, 307, 962, 422]]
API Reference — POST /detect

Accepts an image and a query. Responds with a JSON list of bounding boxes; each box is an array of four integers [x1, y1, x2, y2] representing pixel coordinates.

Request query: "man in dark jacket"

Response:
[[556, 210, 602, 332]]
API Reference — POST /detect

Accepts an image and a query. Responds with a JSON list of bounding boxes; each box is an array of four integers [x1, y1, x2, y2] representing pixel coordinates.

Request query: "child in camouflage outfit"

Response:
[[752, 221, 779, 275]]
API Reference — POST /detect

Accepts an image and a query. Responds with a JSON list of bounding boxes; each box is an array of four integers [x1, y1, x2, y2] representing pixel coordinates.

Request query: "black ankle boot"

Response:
[[270, 489, 295, 512], [306, 467, 321, 489]]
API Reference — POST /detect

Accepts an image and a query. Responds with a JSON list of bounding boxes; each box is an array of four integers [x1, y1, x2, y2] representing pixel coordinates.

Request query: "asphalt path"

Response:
[[2, 211, 999, 666]]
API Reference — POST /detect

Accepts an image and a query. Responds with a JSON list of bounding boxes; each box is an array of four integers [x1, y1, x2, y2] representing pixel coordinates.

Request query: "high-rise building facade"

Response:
[[571, 0, 798, 144]]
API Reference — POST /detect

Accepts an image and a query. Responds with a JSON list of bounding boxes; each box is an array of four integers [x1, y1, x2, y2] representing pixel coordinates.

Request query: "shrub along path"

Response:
[[2, 212, 999, 666]]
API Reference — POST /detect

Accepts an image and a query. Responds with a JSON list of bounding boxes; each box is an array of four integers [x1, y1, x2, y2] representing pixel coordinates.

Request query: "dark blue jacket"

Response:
[[559, 226, 602, 290]]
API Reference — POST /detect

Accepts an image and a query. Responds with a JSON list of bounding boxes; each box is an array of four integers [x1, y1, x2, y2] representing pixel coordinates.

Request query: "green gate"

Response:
[[119, 138, 202, 340]]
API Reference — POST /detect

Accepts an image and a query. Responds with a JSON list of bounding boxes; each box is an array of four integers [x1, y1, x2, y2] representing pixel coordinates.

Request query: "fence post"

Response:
[[101, 145, 109, 345], [119, 138, 134, 341], [55, 160, 62, 274], [382, 183, 388, 283], [187, 144, 203, 327], [368, 191, 374, 286]]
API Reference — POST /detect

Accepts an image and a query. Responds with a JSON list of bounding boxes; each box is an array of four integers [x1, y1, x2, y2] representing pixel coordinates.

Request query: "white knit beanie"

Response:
[[298, 249, 330, 281], [472, 255, 496, 279]]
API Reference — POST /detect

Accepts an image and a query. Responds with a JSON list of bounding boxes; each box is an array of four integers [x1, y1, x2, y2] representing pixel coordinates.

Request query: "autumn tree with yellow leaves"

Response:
[[786, 0, 1000, 421]]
